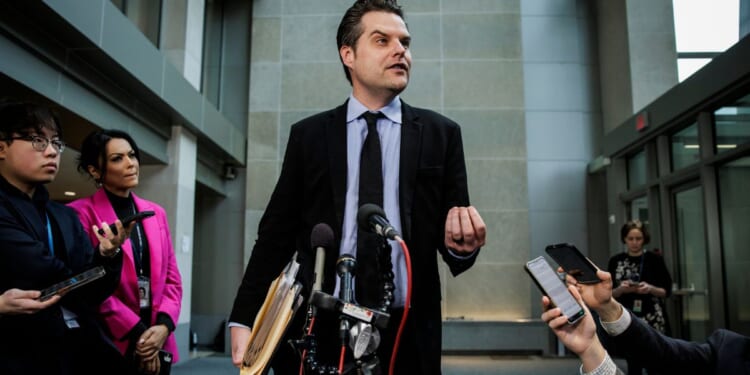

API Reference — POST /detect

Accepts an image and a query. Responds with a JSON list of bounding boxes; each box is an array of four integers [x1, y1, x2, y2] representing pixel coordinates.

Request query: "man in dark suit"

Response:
[[0, 100, 130, 374], [543, 267, 750, 374], [229, 1, 486, 374]]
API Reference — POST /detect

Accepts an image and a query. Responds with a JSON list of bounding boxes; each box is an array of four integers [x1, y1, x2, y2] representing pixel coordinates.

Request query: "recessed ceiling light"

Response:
[[64, 191, 76, 197]]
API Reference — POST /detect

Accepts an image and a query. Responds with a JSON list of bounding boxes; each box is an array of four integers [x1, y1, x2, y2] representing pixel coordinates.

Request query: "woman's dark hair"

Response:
[[620, 219, 650, 244], [0, 100, 62, 140], [336, 0, 404, 84], [77, 129, 140, 184]]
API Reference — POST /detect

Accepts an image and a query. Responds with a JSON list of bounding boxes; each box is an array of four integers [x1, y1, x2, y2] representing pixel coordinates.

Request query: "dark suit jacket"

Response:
[[612, 311, 750, 374], [231, 100, 479, 374], [0, 179, 122, 374]]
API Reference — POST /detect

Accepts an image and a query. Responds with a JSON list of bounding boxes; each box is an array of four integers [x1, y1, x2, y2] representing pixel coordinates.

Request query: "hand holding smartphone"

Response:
[[525, 256, 585, 324], [97, 210, 155, 236], [545, 243, 601, 284]]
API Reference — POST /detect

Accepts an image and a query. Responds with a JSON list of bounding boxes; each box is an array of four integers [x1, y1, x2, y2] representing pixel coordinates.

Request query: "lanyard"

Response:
[[133, 221, 145, 276], [46, 213, 54, 256]]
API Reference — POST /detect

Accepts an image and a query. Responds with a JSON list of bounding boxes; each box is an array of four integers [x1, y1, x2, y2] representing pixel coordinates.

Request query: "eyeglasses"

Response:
[[6, 135, 66, 153]]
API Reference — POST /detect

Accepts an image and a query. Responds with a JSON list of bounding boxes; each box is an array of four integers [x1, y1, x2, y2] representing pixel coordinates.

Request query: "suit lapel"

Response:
[[399, 101, 422, 241], [328, 102, 349, 230]]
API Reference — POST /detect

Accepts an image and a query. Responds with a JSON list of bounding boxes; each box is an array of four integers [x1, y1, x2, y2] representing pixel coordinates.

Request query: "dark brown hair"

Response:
[[336, 0, 405, 84]]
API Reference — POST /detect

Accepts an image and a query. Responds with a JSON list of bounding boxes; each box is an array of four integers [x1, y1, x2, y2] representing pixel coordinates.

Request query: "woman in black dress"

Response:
[[608, 220, 672, 374]]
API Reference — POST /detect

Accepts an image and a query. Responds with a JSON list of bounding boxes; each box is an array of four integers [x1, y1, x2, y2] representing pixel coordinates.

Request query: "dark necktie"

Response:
[[356, 111, 384, 307]]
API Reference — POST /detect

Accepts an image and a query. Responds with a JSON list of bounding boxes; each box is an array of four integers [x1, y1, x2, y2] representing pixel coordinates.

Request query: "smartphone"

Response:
[[545, 243, 601, 284], [525, 256, 585, 324], [97, 210, 155, 236], [39, 266, 106, 301]]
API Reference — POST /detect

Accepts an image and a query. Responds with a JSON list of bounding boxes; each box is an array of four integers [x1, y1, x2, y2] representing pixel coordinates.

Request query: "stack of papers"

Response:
[[241, 257, 303, 375]]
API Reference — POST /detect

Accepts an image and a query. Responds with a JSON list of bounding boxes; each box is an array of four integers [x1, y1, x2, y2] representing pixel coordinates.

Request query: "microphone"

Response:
[[357, 203, 400, 240], [337, 255, 357, 303], [310, 223, 334, 293], [349, 321, 381, 359]]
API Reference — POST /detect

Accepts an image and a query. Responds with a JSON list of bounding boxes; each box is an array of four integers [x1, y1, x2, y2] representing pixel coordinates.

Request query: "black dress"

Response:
[[608, 250, 672, 334]]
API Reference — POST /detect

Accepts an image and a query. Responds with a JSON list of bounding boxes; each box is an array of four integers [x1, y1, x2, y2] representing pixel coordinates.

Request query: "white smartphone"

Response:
[[525, 256, 585, 324]]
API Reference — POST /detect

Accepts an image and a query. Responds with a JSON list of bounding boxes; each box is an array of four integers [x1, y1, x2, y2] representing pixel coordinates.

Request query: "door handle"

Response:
[[671, 283, 707, 296]]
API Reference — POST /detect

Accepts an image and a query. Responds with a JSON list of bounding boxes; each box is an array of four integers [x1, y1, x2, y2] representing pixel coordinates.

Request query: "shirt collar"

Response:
[[346, 95, 402, 124], [0, 174, 48, 203]]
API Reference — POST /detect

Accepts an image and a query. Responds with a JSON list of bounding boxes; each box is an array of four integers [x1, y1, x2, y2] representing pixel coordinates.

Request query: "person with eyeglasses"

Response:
[[0, 100, 130, 374]]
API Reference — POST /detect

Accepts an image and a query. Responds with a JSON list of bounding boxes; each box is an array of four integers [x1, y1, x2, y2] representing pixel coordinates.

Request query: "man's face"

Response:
[[341, 11, 412, 98], [0, 127, 62, 193]]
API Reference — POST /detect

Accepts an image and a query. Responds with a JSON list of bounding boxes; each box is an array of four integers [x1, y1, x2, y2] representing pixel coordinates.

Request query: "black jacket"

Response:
[[230, 100, 479, 374], [613, 310, 750, 374], [0, 176, 122, 374]]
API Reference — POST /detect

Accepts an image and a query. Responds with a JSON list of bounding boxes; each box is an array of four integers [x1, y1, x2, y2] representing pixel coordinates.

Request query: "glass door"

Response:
[[718, 157, 750, 336], [672, 185, 711, 341]]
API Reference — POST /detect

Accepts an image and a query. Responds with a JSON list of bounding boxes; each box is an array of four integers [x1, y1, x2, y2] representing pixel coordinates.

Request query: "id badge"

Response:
[[62, 307, 80, 329], [633, 299, 642, 313], [138, 276, 151, 308]]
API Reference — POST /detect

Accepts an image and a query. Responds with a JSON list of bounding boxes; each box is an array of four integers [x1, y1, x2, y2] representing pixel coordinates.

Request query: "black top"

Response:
[[608, 250, 673, 334]]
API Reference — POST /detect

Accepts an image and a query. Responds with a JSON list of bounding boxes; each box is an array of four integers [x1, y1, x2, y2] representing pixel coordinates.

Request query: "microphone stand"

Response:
[[293, 237, 395, 375]]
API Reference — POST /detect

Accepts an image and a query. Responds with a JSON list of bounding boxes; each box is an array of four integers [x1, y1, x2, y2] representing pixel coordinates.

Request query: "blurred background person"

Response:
[[0, 100, 127, 374], [607, 220, 672, 375], [69, 129, 182, 374]]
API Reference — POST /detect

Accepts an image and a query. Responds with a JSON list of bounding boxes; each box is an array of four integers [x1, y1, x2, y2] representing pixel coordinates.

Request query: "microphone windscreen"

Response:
[[310, 223, 335, 249], [357, 203, 386, 229]]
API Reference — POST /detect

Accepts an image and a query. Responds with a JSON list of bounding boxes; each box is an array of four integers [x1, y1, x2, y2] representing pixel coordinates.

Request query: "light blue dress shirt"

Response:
[[336, 95, 408, 307]]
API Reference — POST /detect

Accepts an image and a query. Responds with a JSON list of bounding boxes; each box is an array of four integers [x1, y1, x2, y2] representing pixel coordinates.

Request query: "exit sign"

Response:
[[635, 111, 649, 132]]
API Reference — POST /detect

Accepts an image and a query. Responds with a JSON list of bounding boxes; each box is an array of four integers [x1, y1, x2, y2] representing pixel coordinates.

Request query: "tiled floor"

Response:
[[172, 352, 623, 374]]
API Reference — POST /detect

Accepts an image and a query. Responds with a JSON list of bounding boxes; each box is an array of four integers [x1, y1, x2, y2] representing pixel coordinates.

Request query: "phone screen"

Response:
[[526, 256, 585, 324], [546, 243, 601, 284]]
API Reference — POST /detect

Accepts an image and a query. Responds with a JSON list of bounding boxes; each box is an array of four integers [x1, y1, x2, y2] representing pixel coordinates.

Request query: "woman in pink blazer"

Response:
[[68, 129, 182, 374]]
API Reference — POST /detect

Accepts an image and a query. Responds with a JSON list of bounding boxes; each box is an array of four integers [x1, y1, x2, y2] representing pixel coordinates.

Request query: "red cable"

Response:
[[338, 344, 346, 374], [299, 315, 317, 375], [388, 237, 412, 375]]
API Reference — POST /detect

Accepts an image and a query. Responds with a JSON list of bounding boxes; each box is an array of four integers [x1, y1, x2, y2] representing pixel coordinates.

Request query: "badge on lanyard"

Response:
[[138, 276, 151, 308], [633, 299, 642, 313], [62, 307, 80, 329]]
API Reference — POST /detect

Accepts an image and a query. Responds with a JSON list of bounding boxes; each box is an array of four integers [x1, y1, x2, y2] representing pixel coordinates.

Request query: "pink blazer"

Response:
[[68, 189, 183, 362]]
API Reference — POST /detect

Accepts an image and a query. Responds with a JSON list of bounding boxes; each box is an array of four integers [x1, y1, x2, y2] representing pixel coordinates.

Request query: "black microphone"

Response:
[[337, 255, 357, 303], [310, 223, 334, 294], [357, 203, 400, 240]]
